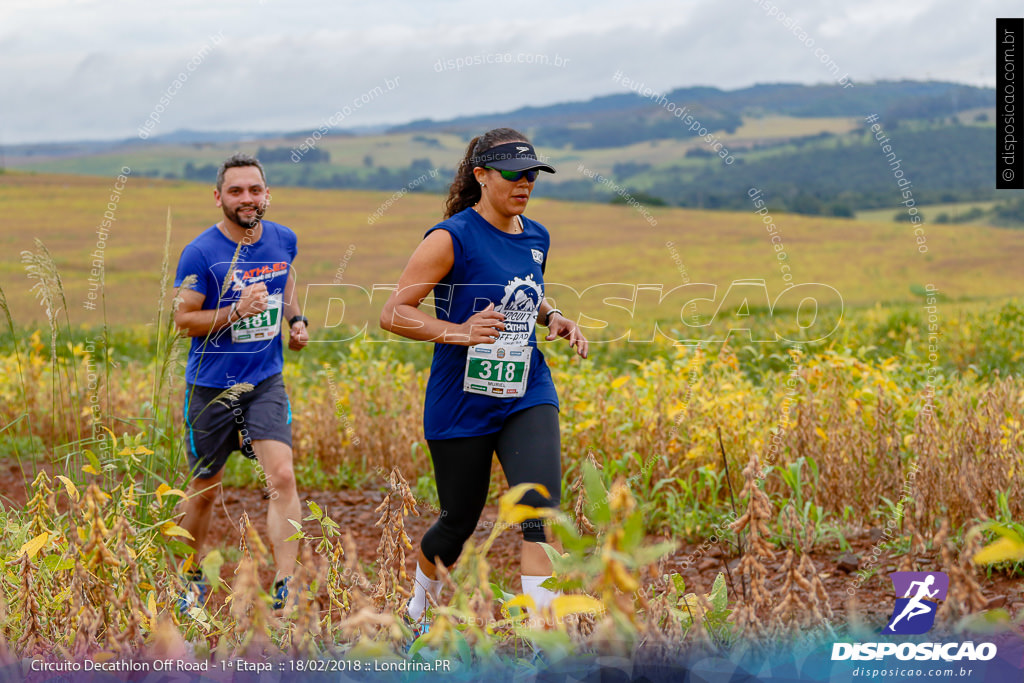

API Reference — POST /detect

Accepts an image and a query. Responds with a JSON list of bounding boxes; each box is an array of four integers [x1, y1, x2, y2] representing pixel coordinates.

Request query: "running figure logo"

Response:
[[882, 571, 948, 635]]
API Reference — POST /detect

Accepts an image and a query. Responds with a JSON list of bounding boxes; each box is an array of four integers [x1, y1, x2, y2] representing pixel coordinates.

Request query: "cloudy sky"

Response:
[[0, 0, 1007, 144]]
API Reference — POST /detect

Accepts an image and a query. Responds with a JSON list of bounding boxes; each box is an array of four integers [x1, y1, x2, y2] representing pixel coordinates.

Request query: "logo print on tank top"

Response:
[[496, 275, 542, 346]]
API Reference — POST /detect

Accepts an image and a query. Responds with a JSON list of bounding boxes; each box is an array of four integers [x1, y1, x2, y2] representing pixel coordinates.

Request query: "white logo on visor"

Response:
[[517, 146, 529, 153]]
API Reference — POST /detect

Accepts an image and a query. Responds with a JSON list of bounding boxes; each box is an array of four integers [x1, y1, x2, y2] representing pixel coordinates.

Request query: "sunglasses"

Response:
[[486, 167, 539, 182]]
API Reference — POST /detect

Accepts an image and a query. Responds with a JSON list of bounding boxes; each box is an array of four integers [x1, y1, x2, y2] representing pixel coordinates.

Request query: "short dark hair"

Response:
[[216, 153, 267, 191]]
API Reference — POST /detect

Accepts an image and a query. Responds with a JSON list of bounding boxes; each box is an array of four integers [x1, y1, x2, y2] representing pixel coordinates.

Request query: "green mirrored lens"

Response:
[[489, 167, 539, 182]]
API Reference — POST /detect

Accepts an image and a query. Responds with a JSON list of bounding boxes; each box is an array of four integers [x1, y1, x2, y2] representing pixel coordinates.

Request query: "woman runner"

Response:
[[379, 127, 588, 631]]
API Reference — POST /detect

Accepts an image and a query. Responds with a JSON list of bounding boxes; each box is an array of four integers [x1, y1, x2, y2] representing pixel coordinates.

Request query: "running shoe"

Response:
[[272, 576, 291, 610], [403, 600, 432, 646], [176, 569, 208, 614]]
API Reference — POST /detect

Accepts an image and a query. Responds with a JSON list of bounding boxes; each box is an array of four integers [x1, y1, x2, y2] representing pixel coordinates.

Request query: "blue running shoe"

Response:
[[403, 600, 431, 649], [177, 569, 208, 614], [272, 576, 291, 610]]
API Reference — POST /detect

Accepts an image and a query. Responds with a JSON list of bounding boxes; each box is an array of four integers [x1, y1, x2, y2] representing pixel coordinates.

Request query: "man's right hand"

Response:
[[237, 282, 269, 317]]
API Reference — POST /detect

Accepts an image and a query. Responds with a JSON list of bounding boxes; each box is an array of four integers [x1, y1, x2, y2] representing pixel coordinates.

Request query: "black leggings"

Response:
[[420, 404, 561, 568]]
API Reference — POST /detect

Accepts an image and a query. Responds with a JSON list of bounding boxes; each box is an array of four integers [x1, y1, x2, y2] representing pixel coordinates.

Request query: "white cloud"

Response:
[[0, 0, 1003, 143]]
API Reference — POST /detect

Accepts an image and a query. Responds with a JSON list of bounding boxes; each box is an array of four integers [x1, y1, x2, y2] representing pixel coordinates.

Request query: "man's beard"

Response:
[[225, 203, 265, 228]]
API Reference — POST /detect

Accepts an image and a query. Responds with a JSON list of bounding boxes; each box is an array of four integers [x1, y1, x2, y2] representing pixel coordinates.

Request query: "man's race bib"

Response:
[[463, 344, 532, 397], [231, 294, 283, 343]]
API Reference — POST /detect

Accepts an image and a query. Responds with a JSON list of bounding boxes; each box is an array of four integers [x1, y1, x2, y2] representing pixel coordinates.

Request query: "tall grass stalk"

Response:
[[140, 210, 191, 506], [20, 239, 83, 469], [0, 283, 37, 495]]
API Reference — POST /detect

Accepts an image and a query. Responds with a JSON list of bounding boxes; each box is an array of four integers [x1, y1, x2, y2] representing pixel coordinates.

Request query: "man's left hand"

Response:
[[289, 321, 309, 351]]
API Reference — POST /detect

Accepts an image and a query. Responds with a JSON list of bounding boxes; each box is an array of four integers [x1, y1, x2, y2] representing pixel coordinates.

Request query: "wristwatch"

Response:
[[289, 315, 309, 328], [543, 308, 563, 326]]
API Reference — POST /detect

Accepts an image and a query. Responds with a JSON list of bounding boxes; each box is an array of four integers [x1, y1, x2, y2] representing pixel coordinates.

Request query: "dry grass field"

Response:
[[2, 171, 1021, 332]]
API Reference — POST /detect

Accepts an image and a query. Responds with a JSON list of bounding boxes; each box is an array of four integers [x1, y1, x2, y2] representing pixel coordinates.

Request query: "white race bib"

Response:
[[231, 294, 283, 343], [463, 344, 532, 397]]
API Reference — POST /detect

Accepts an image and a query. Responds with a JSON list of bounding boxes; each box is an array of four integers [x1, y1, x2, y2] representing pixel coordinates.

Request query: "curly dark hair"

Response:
[[443, 128, 529, 219]]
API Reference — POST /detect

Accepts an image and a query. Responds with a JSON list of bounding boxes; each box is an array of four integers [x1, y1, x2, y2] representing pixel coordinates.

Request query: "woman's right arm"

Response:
[[379, 229, 506, 345]]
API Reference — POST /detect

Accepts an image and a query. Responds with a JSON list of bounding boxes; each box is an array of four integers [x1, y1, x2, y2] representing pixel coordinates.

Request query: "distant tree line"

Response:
[[926, 198, 1024, 227], [253, 157, 450, 194], [634, 125, 997, 215], [162, 121, 1010, 223], [180, 146, 332, 183], [257, 145, 330, 163], [531, 109, 742, 150], [183, 162, 217, 182]]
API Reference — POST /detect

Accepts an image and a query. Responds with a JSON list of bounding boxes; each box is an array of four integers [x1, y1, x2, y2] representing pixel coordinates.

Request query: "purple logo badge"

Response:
[[882, 572, 948, 635]]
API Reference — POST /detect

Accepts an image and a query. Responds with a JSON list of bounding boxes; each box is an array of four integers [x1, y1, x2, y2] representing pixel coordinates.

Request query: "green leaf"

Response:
[[670, 572, 686, 595], [651, 477, 675, 493], [582, 461, 609, 526], [552, 575, 589, 593], [709, 572, 728, 612], [407, 632, 430, 659], [539, 576, 561, 592], [165, 540, 196, 557], [307, 500, 323, 521], [490, 581, 515, 602], [201, 550, 224, 591], [621, 509, 645, 552], [83, 448, 102, 472], [41, 554, 75, 572], [550, 518, 590, 553]]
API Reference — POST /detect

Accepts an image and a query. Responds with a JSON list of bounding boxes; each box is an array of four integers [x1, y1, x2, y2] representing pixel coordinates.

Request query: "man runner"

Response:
[[173, 153, 309, 611]]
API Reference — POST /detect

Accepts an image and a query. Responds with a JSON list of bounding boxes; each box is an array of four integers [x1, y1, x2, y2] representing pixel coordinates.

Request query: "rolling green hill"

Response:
[[5, 80, 1017, 221]]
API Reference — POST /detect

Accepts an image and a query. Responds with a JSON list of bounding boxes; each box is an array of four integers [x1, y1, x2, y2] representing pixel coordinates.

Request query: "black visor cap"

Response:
[[472, 142, 556, 174]]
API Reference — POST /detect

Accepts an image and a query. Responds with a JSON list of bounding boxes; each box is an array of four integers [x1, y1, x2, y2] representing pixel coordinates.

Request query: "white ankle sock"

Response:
[[521, 575, 559, 612], [408, 564, 441, 620]]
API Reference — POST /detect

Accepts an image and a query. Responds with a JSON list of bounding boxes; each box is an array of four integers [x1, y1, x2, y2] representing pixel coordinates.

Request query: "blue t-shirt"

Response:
[[173, 220, 298, 388], [423, 208, 559, 440]]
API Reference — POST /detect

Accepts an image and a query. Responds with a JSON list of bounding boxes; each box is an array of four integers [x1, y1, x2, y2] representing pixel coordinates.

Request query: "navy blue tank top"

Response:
[[422, 207, 559, 440]]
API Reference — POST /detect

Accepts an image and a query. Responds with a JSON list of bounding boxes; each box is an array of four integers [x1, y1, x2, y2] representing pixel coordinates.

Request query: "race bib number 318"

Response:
[[463, 345, 531, 397]]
